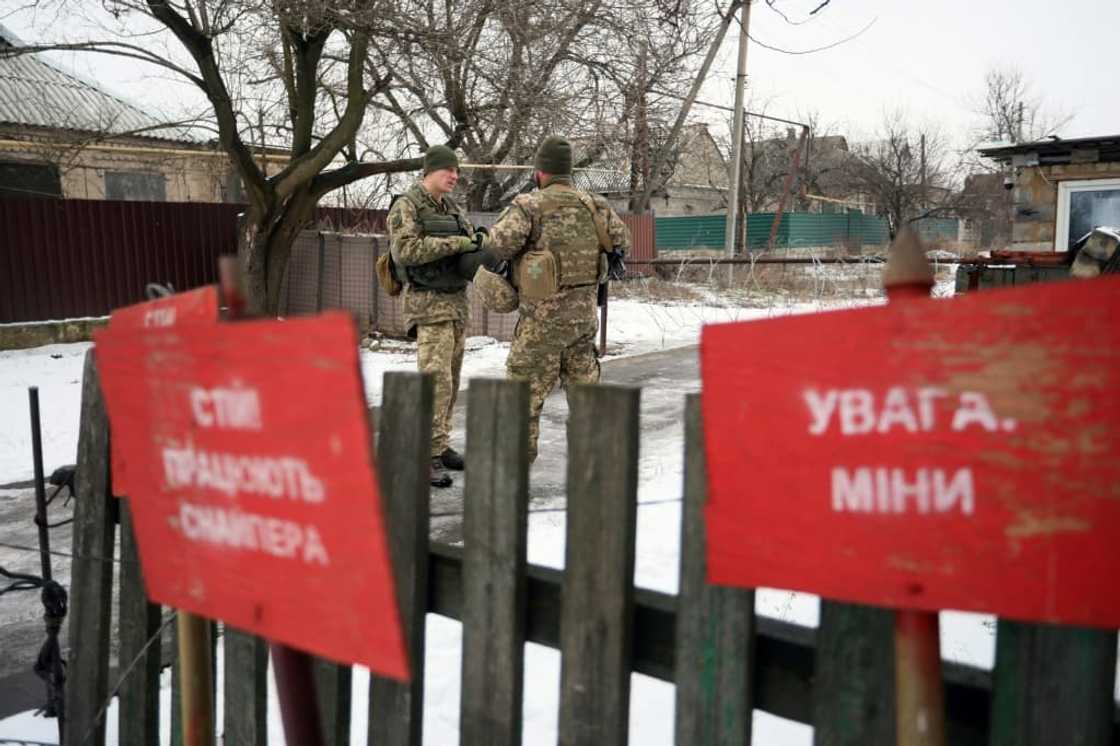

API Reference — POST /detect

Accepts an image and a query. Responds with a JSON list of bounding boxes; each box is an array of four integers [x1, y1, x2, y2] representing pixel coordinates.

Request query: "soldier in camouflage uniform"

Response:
[[388, 145, 480, 487], [481, 135, 631, 462]]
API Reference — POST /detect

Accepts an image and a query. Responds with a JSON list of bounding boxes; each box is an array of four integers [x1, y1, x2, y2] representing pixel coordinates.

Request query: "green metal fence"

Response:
[[655, 212, 958, 252]]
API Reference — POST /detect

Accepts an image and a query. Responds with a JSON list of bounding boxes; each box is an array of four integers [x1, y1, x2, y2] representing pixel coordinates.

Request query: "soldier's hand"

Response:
[[474, 225, 490, 236], [473, 229, 488, 249], [457, 236, 476, 253]]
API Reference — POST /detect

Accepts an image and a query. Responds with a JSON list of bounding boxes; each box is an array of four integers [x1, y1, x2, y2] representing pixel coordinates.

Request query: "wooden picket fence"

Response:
[[63, 354, 1118, 746]]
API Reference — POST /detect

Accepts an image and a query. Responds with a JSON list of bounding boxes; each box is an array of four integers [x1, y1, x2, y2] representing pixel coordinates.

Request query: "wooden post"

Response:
[[218, 254, 327, 746], [988, 614, 1118, 746], [369, 372, 433, 746], [314, 658, 353, 746], [271, 646, 326, 745], [177, 614, 216, 746], [64, 351, 117, 746], [118, 501, 162, 746], [766, 127, 810, 252], [558, 384, 640, 746], [882, 228, 945, 746], [895, 610, 946, 746], [459, 379, 530, 746], [813, 601, 896, 746], [223, 629, 269, 746], [674, 395, 755, 745]]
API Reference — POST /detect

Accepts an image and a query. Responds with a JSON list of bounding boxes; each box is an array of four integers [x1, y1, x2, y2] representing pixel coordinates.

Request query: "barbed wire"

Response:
[[0, 541, 135, 568], [79, 611, 178, 746], [432, 495, 683, 519]]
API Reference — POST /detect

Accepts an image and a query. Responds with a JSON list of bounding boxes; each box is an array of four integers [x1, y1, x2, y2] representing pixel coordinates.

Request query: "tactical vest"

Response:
[[391, 192, 471, 293], [515, 185, 602, 300]]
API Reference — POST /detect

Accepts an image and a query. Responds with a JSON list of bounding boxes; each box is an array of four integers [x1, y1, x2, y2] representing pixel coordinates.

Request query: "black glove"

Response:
[[481, 251, 504, 273], [474, 225, 490, 236], [455, 250, 485, 280], [455, 249, 504, 281]]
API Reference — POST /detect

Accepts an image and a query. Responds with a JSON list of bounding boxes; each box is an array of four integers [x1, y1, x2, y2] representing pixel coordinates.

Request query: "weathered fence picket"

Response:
[[674, 395, 755, 746], [55, 361, 1120, 746], [368, 372, 434, 746], [459, 379, 530, 746], [813, 601, 896, 746], [65, 351, 117, 746], [223, 628, 268, 745], [118, 501, 161, 746], [558, 385, 641, 746], [989, 621, 1117, 746], [315, 658, 353, 746]]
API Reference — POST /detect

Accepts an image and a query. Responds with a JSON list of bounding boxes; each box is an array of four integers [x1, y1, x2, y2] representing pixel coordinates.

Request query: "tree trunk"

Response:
[[238, 193, 318, 316]]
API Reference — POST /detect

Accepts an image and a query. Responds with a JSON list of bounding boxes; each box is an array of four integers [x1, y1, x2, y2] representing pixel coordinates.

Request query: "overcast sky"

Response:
[[3, 0, 1116, 149]]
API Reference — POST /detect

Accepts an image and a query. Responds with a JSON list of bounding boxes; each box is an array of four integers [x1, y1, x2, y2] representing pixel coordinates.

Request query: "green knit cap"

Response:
[[423, 145, 459, 175], [534, 135, 572, 175]]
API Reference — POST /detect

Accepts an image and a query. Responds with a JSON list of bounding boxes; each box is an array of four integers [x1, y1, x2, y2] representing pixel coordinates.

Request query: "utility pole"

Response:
[[634, 0, 744, 214], [723, 0, 752, 280], [919, 133, 927, 208]]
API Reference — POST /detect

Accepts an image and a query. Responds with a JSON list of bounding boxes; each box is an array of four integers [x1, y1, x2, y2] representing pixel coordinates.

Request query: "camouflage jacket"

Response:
[[387, 181, 475, 333], [483, 179, 631, 328]]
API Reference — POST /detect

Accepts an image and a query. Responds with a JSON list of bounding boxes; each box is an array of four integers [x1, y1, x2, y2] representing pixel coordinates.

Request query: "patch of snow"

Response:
[[0, 342, 91, 483]]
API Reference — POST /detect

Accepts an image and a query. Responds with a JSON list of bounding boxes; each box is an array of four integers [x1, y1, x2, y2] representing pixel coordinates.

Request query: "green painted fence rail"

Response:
[[656, 212, 957, 251]]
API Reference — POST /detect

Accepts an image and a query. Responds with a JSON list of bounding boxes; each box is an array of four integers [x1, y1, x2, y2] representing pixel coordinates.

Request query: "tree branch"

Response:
[[272, 31, 372, 198], [0, 41, 203, 87], [145, 0, 268, 203]]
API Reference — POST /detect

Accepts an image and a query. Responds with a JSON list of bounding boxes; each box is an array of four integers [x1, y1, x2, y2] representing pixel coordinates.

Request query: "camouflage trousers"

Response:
[[417, 320, 465, 458], [506, 316, 600, 462]]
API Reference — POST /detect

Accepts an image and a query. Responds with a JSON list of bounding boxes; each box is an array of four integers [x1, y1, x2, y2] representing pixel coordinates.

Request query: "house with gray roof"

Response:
[[0, 24, 283, 201]]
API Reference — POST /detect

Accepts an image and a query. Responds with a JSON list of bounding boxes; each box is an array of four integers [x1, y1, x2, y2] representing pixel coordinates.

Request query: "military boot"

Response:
[[440, 447, 465, 471], [430, 458, 453, 489]]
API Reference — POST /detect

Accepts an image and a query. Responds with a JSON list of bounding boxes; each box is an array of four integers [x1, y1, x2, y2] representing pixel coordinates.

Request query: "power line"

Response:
[[744, 16, 877, 55]]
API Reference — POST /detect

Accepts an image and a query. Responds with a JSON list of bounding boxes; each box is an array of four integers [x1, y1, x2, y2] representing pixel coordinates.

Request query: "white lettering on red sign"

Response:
[[804, 387, 1018, 436], [143, 308, 177, 328], [804, 387, 1006, 517], [189, 385, 263, 430], [179, 502, 330, 565], [830, 467, 975, 515], [162, 444, 325, 503]]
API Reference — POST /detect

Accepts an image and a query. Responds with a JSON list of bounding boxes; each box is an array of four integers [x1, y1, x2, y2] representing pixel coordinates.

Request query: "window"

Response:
[[105, 171, 167, 202], [1055, 178, 1120, 251], [0, 161, 62, 199]]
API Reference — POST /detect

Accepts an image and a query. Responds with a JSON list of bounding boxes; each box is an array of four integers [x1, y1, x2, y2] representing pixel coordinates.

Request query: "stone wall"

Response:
[[1010, 161, 1120, 252]]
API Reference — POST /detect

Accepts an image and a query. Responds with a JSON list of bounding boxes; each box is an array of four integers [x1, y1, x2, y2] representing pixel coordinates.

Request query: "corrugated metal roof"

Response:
[[0, 23, 198, 143], [978, 134, 1120, 163]]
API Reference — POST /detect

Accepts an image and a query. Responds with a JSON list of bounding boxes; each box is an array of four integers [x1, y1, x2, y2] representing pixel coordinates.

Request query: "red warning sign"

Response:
[[701, 276, 1120, 628], [107, 285, 219, 498], [94, 312, 408, 679]]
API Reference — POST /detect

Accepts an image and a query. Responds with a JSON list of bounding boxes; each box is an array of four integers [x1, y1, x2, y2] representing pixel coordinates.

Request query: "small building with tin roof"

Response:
[[978, 134, 1120, 253]]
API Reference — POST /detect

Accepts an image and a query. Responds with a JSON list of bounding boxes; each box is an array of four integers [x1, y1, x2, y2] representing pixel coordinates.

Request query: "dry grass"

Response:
[[617, 250, 958, 307]]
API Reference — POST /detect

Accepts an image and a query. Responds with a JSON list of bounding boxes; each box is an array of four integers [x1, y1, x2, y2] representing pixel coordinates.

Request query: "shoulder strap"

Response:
[[571, 190, 612, 252]]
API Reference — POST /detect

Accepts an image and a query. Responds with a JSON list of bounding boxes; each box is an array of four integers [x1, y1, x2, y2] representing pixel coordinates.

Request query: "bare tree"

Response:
[[3, 0, 467, 314], [978, 67, 1069, 145], [358, 0, 721, 211], [841, 112, 963, 238]]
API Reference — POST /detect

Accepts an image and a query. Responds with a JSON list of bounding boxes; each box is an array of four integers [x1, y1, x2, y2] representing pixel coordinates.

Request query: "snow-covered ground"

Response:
[[3, 285, 1115, 744]]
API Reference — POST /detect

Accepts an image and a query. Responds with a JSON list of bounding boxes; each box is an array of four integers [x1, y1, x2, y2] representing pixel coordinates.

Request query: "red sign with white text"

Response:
[[94, 312, 408, 679], [701, 276, 1120, 628], [108, 285, 219, 331], [107, 285, 220, 497]]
